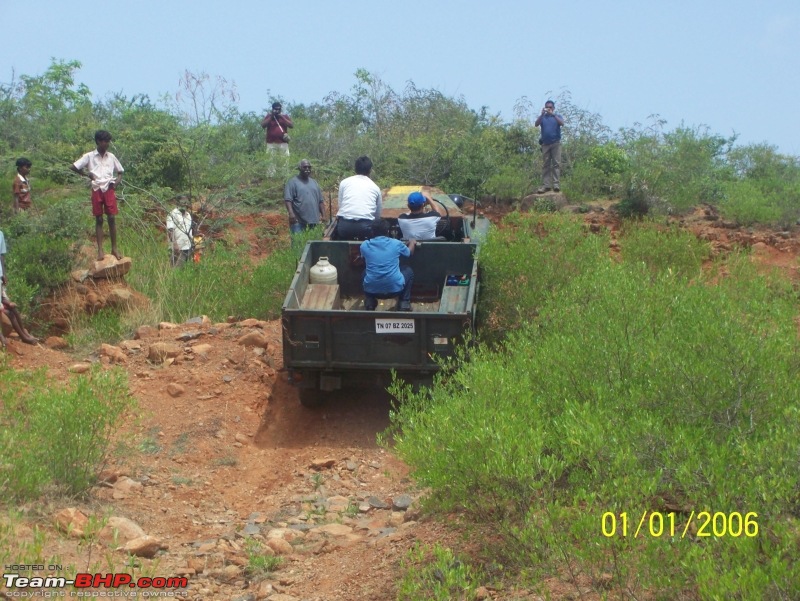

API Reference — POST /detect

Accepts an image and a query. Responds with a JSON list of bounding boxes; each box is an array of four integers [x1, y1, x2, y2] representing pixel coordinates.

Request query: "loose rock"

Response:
[[237, 331, 269, 349], [166, 383, 186, 398], [134, 326, 158, 339], [98, 517, 146, 545], [148, 342, 182, 362], [54, 508, 89, 538], [122, 535, 163, 558], [45, 336, 69, 350]]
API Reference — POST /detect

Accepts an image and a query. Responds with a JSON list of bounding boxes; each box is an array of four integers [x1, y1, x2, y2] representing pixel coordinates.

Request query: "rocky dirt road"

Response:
[[3, 316, 453, 601]]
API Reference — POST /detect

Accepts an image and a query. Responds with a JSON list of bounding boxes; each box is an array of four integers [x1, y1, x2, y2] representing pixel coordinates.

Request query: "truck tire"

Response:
[[299, 388, 324, 408]]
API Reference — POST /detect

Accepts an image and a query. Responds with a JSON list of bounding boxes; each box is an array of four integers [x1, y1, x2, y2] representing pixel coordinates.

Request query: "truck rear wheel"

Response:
[[299, 388, 325, 408]]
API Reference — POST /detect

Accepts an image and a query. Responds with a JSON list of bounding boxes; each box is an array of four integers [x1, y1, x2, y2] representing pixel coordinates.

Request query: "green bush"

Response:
[[719, 178, 800, 227], [0, 362, 132, 500], [121, 219, 319, 325], [390, 224, 800, 599], [561, 161, 609, 202], [2, 199, 84, 319], [478, 212, 608, 335], [66, 308, 128, 351]]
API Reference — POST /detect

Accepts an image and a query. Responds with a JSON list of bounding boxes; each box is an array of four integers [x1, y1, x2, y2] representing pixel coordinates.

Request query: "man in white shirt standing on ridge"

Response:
[[335, 156, 382, 240]]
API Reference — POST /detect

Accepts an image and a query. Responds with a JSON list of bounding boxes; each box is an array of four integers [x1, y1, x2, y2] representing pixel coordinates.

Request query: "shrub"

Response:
[[0, 362, 132, 500], [237, 227, 322, 319], [618, 220, 710, 279], [2, 197, 85, 319], [397, 544, 482, 601], [389, 224, 800, 599], [719, 178, 799, 227], [561, 161, 609, 202], [478, 212, 608, 335]]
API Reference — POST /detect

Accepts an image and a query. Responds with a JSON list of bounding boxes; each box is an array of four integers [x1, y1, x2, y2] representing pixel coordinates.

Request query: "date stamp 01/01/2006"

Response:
[[600, 511, 759, 540]]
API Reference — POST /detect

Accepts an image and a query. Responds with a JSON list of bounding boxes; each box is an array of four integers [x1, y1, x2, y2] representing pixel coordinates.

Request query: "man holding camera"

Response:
[[261, 101, 294, 155], [534, 100, 565, 193]]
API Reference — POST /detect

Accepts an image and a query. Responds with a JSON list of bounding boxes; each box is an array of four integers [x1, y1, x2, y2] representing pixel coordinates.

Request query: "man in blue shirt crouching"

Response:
[[360, 220, 416, 312]]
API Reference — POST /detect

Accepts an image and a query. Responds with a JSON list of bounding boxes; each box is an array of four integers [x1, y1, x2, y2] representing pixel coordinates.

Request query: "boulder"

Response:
[[100, 344, 127, 364], [71, 269, 90, 283], [85, 292, 103, 313], [192, 343, 213, 357], [90, 256, 132, 279], [166, 383, 185, 398], [266, 537, 294, 556]]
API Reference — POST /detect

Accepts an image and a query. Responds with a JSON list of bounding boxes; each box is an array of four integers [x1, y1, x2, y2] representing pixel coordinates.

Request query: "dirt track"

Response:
[[3, 202, 800, 601]]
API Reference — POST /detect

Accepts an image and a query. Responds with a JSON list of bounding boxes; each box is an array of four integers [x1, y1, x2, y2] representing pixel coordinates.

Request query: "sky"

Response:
[[2, 0, 799, 155]]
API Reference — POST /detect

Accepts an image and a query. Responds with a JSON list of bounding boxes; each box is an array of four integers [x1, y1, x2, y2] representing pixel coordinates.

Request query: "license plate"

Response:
[[375, 318, 415, 333]]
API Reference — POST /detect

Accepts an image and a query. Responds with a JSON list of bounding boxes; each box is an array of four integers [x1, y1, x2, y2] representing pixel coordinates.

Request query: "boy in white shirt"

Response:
[[166, 197, 194, 267], [71, 130, 124, 261]]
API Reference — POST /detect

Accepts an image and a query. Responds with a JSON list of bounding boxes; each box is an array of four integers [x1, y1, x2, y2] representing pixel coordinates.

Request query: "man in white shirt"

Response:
[[166, 197, 194, 267], [71, 130, 124, 261], [335, 156, 382, 240]]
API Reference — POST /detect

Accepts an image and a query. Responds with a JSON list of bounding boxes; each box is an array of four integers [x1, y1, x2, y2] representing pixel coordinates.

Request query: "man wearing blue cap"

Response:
[[397, 191, 446, 240]]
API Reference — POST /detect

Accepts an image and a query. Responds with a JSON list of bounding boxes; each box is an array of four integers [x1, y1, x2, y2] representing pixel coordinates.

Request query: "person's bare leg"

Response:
[[96, 215, 105, 260], [8, 307, 37, 344], [108, 216, 122, 260]]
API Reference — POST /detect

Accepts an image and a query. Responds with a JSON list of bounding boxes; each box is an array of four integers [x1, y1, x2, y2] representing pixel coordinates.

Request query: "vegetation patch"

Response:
[[0, 361, 132, 501], [389, 214, 800, 599]]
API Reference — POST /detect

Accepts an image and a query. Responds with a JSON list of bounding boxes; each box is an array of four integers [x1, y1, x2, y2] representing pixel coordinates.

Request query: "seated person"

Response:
[[397, 191, 445, 240], [360, 220, 416, 312]]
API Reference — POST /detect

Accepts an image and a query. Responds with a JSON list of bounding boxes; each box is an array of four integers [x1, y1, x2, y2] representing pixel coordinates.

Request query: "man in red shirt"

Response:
[[261, 102, 294, 155]]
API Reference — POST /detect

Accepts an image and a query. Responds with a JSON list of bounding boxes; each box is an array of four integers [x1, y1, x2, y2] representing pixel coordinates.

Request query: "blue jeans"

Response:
[[290, 222, 318, 234], [336, 218, 373, 241], [364, 265, 414, 310]]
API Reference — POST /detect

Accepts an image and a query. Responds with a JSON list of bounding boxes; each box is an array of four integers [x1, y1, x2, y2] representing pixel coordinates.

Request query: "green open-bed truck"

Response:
[[282, 238, 480, 407]]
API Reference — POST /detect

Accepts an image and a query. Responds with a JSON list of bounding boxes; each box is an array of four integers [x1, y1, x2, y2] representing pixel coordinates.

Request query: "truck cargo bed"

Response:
[[282, 241, 479, 393]]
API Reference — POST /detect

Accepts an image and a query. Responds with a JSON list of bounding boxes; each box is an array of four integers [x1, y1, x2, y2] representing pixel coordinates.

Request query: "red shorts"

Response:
[[91, 187, 119, 217]]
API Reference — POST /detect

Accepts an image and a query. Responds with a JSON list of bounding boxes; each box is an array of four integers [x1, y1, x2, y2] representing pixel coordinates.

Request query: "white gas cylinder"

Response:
[[309, 256, 338, 285]]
